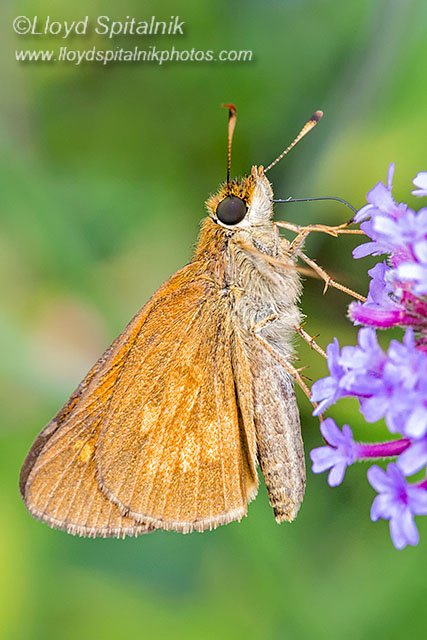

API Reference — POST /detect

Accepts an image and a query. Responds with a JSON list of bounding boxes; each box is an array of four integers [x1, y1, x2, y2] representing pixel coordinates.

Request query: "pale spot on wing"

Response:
[[79, 442, 94, 464], [179, 432, 198, 472], [71, 438, 95, 463]]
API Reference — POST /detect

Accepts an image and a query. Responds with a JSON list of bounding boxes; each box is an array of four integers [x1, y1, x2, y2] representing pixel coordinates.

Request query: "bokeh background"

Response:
[[2, 0, 427, 638]]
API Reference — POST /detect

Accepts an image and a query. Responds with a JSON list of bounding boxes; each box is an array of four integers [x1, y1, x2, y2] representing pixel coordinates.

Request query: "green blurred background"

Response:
[[2, 0, 427, 638]]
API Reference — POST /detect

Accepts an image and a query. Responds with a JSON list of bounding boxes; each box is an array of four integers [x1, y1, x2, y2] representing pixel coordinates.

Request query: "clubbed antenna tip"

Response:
[[265, 109, 323, 173]]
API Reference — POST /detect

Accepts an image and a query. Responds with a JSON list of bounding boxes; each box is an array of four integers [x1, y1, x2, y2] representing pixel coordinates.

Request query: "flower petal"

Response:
[[397, 438, 427, 475], [352, 241, 380, 259], [408, 486, 427, 514], [387, 163, 395, 190], [412, 171, 427, 197], [389, 514, 408, 550], [319, 417, 344, 446], [404, 405, 427, 439], [328, 461, 347, 487], [310, 446, 337, 473], [399, 507, 420, 546], [370, 493, 393, 521], [367, 465, 391, 492]]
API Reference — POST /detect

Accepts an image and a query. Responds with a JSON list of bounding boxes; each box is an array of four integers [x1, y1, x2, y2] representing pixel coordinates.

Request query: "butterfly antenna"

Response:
[[264, 110, 323, 173], [222, 103, 237, 185]]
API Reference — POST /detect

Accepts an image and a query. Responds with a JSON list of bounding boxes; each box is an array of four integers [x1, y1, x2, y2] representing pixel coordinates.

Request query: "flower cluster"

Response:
[[349, 165, 427, 343], [310, 166, 427, 549]]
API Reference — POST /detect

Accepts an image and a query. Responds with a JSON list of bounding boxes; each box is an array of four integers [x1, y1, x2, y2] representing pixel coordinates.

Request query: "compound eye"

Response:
[[216, 196, 247, 225]]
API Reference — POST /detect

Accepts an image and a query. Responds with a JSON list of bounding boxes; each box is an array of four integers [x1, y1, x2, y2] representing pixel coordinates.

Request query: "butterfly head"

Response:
[[206, 106, 322, 233], [206, 165, 273, 231]]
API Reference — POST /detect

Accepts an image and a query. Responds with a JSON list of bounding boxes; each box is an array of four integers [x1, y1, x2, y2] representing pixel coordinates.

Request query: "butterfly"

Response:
[[20, 105, 326, 537]]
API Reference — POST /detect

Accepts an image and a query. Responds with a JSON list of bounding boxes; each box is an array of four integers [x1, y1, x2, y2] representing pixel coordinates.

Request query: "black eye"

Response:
[[216, 196, 247, 225]]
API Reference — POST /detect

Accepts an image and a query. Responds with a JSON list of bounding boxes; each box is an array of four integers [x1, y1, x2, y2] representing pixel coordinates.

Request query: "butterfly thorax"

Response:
[[194, 166, 302, 357]]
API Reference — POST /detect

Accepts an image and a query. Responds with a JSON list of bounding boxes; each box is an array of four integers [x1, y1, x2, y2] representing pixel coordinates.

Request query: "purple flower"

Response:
[[397, 436, 427, 475], [349, 262, 406, 328], [353, 164, 411, 259], [353, 329, 427, 437], [318, 328, 386, 402], [310, 338, 346, 415], [354, 203, 423, 261], [354, 164, 405, 223], [310, 419, 358, 486], [339, 327, 386, 384], [371, 208, 425, 264], [310, 164, 427, 550], [382, 330, 427, 438], [367, 463, 427, 549], [311, 327, 427, 438], [364, 262, 398, 309], [397, 264, 427, 296], [396, 239, 427, 295], [385, 328, 426, 391], [351, 164, 427, 328], [310, 328, 387, 418], [353, 164, 427, 288], [412, 171, 427, 197]]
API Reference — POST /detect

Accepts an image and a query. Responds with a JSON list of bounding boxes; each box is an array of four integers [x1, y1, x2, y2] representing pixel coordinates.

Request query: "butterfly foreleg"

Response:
[[274, 220, 365, 239]]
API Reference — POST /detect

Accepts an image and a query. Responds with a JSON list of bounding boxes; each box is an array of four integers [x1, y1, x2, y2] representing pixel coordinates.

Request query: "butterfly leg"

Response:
[[273, 220, 364, 257], [295, 249, 366, 302], [274, 220, 365, 238], [252, 317, 325, 417], [252, 316, 312, 401], [296, 324, 327, 359], [276, 225, 366, 301]]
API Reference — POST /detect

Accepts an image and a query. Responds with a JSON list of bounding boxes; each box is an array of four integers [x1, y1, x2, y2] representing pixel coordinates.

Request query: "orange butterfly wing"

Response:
[[21, 261, 258, 536], [20, 304, 155, 537], [96, 265, 258, 532]]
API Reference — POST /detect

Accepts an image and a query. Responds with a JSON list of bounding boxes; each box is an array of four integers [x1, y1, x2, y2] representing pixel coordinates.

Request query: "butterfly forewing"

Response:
[[96, 266, 258, 532]]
